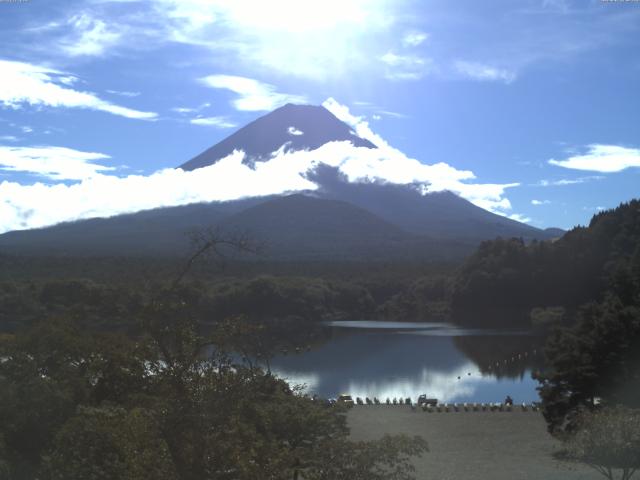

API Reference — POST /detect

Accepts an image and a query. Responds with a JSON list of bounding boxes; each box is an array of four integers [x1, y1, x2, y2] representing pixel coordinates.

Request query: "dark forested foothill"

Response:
[[451, 199, 640, 329]]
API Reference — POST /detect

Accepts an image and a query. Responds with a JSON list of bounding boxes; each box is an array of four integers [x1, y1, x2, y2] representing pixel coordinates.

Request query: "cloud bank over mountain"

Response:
[[0, 99, 522, 234]]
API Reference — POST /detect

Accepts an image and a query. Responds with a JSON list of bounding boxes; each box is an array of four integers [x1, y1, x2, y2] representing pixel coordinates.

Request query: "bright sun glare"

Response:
[[223, 0, 373, 32], [160, 0, 393, 78]]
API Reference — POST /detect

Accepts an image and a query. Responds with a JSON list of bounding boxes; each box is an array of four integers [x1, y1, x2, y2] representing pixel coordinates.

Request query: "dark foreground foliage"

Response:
[[0, 296, 427, 480]]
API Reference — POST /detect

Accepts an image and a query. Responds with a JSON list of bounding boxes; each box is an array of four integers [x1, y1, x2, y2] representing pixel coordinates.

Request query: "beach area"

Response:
[[348, 406, 601, 480]]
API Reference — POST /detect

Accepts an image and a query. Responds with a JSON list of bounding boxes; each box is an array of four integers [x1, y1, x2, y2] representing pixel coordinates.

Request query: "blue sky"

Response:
[[1, 0, 639, 233]]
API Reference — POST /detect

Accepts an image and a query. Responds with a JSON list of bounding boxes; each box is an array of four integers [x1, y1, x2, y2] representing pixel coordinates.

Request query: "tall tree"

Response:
[[536, 296, 640, 436]]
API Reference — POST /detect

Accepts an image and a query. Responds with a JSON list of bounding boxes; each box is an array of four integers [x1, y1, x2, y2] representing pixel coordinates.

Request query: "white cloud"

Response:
[[0, 99, 523, 233], [402, 31, 429, 47], [378, 110, 408, 119], [537, 175, 603, 187], [372, 114, 382, 121], [0, 150, 315, 232], [0, 146, 114, 181], [323, 97, 391, 148], [190, 116, 237, 128], [380, 52, 433, 80], [57, 76, 79, 86], [200, 75, 306, 111], [582, 205, 606, 212], [287, 126, 303, 136], [107, 90, 141, 97], [508, 213, 532, 223], [172, 103, 210, 115], [549, 144, 640, 172], [0, 144, 521, 233], [60, 13, 122, 57], [323, 98, 520, 215], [454, 61, 516, 84], [348, 101, 408, 119], [173, 107, 196, 114], [531, 199, 550, 205], [0, 59, 157, 120], [0, 136, 19, 142]]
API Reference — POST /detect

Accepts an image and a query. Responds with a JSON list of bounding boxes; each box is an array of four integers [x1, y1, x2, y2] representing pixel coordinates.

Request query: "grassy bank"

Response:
[[347, 406, 600, 480]]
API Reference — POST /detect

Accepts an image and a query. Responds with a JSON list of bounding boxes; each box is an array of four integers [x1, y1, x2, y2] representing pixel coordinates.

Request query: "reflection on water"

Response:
[[326, 321, 531, 337], [270, 321, 543, 403]]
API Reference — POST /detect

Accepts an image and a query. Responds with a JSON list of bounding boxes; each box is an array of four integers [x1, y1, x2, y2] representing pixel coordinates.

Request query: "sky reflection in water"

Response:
[[270, 321, 541, 403]]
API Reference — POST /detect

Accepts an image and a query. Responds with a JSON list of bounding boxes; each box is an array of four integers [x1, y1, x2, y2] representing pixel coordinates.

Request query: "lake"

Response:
[[269, 321, 544, 404]]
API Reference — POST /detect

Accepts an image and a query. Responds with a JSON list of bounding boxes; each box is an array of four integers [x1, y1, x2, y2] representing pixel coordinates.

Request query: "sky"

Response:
[[1, 0, 639, 233]]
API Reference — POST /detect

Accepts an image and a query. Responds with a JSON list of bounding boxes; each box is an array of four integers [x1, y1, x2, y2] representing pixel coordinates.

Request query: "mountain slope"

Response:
[[307, 165, 558, 242], [450, 198, 640, 326], [0, 201, 255, 256], [180, 103, 376, 171], [219, 194, 470, 260], [0, 194, 472, 260]]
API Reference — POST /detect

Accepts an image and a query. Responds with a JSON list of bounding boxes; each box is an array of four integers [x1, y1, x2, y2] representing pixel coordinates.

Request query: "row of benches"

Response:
[[417, 403, 540, 412], [363, 402, 541, 412]]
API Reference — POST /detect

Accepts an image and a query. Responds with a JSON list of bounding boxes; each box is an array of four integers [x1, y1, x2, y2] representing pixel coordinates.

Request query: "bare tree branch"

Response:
[[172, 226, 263, 290]]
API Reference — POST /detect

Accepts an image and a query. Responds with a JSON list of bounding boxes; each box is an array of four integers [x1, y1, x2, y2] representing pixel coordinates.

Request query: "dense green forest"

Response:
[[0, 257, 454, 333], [451, 199, 640, 329]]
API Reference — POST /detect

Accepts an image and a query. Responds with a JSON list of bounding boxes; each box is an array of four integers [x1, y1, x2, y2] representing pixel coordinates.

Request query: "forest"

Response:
[[1, 200, 639, 478], [451, 199, 640, 329], [0, 255, 454, 333]]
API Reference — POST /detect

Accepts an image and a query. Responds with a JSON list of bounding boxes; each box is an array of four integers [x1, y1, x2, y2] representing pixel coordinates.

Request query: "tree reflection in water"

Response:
[[269, 322, 544, 403]]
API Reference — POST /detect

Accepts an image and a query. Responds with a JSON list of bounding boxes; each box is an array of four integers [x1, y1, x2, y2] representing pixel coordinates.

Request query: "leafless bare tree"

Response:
[[171, 226, 263, 290]]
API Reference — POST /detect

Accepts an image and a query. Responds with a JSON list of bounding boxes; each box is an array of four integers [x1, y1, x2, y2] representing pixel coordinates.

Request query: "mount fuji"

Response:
[[0, 103, 561, 260]]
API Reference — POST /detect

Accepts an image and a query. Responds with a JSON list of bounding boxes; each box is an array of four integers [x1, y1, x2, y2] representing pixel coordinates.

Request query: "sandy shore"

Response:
[[348, 405, 600, 480]]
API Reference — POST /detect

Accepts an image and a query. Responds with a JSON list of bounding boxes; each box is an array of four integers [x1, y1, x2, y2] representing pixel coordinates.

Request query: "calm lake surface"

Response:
[[270, 321, 544, 404]]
